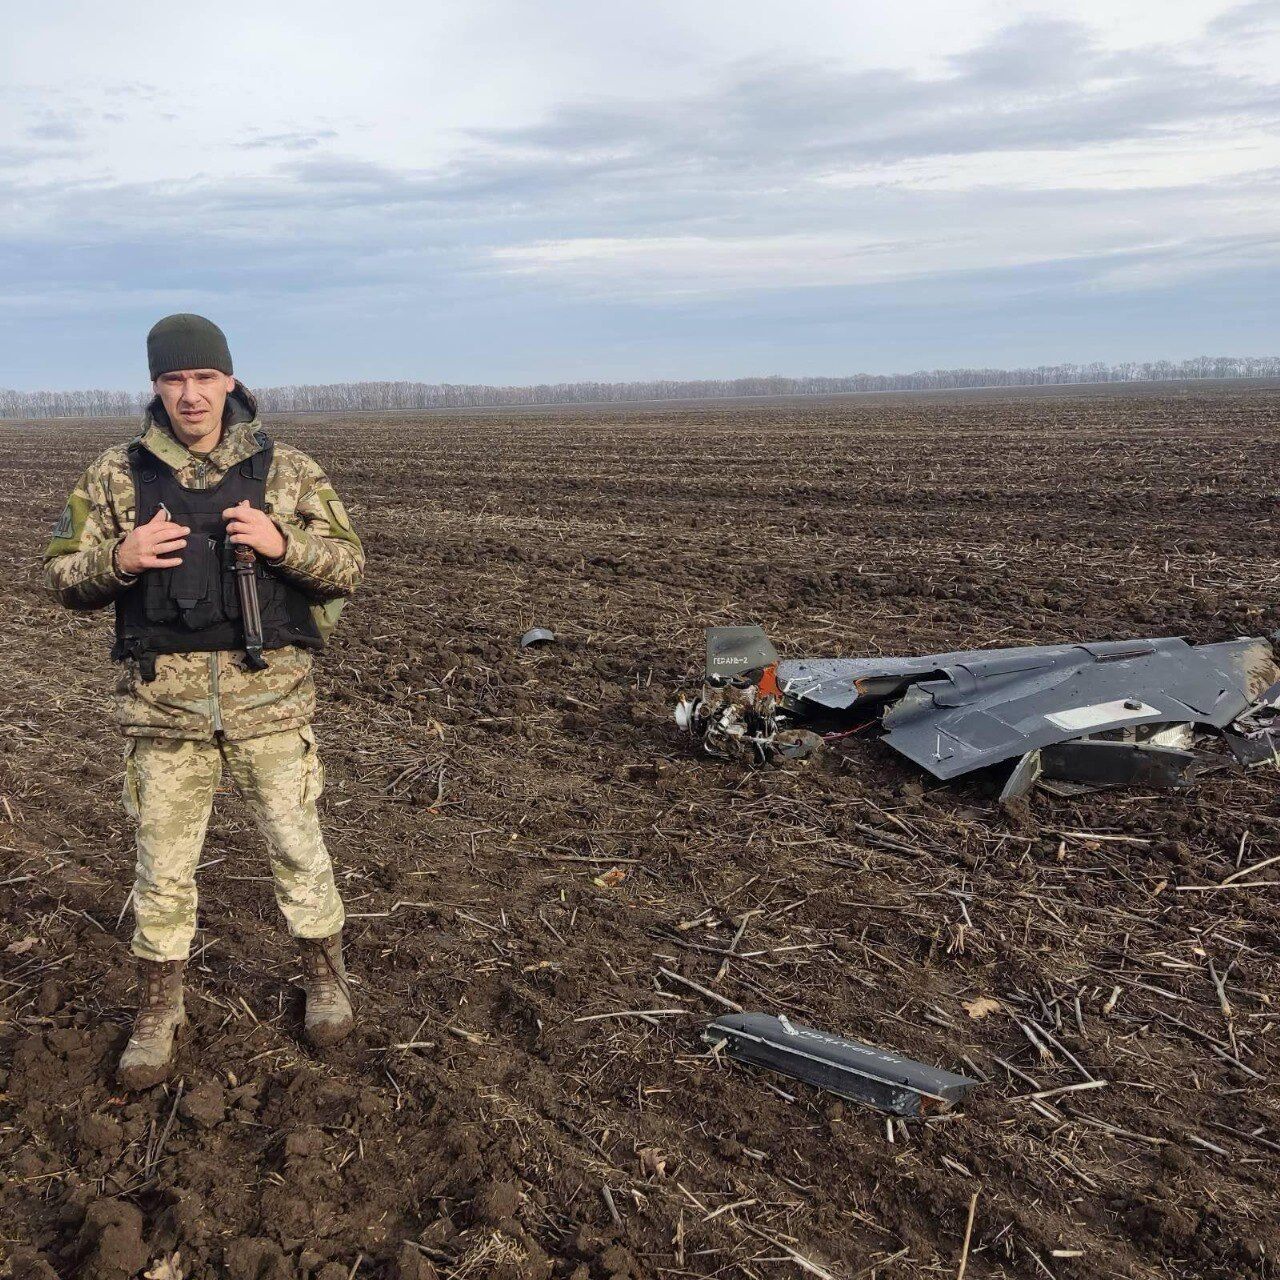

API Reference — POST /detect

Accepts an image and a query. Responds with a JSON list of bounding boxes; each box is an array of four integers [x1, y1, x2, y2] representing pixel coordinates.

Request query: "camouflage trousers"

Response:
[[122, 727, 345, 961]]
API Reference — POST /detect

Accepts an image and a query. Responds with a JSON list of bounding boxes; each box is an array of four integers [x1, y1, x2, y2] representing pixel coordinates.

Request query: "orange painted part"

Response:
[[757, 664, 781, 698]]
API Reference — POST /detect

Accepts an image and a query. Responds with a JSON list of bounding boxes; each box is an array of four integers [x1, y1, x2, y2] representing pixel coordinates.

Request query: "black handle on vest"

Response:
[[233, 545, 270, 671]]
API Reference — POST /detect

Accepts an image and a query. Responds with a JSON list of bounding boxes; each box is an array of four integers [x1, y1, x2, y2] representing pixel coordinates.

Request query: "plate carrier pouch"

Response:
[[112, 431, 323, 680]]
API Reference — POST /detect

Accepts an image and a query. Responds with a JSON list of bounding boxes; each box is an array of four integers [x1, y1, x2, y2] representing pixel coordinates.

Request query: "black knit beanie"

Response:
[[147, 314, 234, 380]]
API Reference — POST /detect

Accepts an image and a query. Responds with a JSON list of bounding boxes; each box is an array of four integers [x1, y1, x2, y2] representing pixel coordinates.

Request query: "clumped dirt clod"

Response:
[[1, 383, 1278, 1278]]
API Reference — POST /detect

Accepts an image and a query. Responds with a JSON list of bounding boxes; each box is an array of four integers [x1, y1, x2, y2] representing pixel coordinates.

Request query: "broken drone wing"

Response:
[[705, 1012, 977, 1116], [772, 635, 1271, 781], [871, 638, 1266, 780], [691, 626, 1278, 790]]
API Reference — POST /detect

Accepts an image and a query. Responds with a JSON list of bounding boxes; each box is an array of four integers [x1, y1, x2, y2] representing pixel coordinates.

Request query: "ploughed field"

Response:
[[1, 382, 1279, 1280]]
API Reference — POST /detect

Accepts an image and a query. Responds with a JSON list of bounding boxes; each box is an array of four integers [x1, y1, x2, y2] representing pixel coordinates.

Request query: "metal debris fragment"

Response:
[[706, 625, 777, 677], [519, 626, 556, 649], [705, 1012, 978, 1116], [999, 750, 1042, 803], [1222, 678, 1280, 767], [1039, 740, 1198, 789]]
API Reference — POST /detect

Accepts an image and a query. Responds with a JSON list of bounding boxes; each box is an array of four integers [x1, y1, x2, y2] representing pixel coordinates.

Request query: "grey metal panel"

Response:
[[519, 626, 556, 648], [1040, 740, 1199, 788], [1222, 675, 1280, 766], [777, 640, 1163, 712], [879, 638, 1260, 779], [705, 1012, 976, 1116], [775, 637, 1266, 780], [1223, 728, 1280, 768], [999, 750, 1043, 801], [706, 625, 778, 678]]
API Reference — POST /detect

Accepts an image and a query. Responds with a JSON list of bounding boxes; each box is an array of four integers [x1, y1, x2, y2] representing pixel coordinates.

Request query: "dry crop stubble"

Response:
[[0, 382, 1278, 1279]]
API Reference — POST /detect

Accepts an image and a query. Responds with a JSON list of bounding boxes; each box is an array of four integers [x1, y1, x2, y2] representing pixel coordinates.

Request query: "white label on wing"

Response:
[[1045, 700, 1161, 732]]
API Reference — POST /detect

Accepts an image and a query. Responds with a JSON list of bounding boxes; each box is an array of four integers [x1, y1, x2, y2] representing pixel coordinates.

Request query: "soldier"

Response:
[[44, 314, 365, 1089]]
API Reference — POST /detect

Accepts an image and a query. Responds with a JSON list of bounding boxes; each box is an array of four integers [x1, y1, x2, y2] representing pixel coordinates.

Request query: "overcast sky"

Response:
[[3, 0, 1278, 390]]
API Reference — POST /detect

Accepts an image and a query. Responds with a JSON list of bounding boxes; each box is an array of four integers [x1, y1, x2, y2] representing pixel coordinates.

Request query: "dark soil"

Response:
[[1, 383, 1278, 1279]]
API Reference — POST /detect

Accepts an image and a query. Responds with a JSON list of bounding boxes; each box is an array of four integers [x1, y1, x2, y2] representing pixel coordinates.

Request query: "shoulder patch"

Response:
[[44, 492, 92, 558], [327, 497, 352, 532], [310, 484, 361, 549], [317, 487, 352, 532]]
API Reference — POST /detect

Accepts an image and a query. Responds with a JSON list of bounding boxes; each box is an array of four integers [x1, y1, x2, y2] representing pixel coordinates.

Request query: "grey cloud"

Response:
[[2, 11, 1277, 326], [288, 155, 403, 185], [1208, 1, 1280, 35], [102, 84, 160, 99], [281, 147, 629, 215], [1074, 230, 1280, 296], [0, 141, 83, 175], [20, 102, 94, 145], [286, 15, 1278, 235], [236, 129, 338, 151], [947, 18, 1097, 87], [12, 16, 1277, 236], [26, 117, 83, 142], [477, 18, 1279, 171]]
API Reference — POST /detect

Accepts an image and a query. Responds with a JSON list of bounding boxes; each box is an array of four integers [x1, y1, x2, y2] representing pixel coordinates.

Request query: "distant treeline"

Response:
[[4, 355, 1279, 419]]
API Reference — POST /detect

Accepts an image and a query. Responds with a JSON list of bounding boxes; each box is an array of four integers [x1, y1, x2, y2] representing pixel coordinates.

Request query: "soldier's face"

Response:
[[154, 369, 235, 450]]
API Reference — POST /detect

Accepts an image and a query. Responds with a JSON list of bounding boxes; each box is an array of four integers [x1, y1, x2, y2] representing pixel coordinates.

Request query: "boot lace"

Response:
[[135, 965, 178, 1036], [301, 940, 353, 1010]]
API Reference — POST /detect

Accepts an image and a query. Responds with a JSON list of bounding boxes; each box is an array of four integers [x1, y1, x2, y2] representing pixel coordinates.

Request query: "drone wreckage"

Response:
[[676, 626, 1280, 799], [672, 627, 1280, 1111]]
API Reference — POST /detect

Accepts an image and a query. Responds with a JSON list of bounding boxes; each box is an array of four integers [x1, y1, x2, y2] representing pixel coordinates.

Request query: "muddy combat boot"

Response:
[[297, 932, 354, 1047], [117, 959, 186, 1090]]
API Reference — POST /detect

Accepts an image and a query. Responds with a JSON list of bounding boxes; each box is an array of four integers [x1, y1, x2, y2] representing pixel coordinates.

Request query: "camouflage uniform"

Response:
[[122, 730, 342, 960], [44, 394, 363, 961]]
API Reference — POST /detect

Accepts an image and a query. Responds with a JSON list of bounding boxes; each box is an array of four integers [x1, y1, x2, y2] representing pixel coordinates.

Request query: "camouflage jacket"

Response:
[[44, 388, 364, 741]]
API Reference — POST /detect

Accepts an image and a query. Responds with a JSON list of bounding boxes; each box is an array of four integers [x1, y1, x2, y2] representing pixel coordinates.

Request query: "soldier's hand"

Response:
[[117, 507, 189, 575], [224, 500, 286, 561]]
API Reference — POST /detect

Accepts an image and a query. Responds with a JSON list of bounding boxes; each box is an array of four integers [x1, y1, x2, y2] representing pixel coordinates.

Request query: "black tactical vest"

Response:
[[112, 431, 322, 674]]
